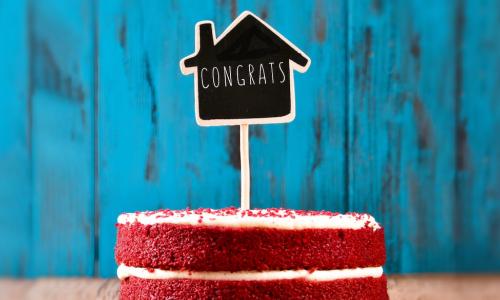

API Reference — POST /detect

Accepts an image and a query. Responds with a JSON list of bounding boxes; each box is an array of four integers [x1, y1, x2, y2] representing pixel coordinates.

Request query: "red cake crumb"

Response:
[[115, 223, 385, 272], [119, 276, 388, 300], [121, 207, 373, 221]]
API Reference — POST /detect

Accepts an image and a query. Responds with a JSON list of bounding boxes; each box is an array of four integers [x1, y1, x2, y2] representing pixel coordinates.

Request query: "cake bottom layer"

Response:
[[120, 275, 388, 300]]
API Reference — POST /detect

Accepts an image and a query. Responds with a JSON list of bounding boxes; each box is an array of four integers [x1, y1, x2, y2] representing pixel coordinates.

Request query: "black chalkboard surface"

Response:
[[181, 11, 310, 126]]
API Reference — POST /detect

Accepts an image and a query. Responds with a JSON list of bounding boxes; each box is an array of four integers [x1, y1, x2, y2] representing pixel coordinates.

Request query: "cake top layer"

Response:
[[117, 207, 381, 230]]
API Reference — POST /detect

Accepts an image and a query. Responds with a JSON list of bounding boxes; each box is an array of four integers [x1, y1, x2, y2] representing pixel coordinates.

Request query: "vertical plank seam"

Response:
[[453, 0, 465, 273], [26, 0, 34, 278], [343, 0, 350, 212], [92, 0, 100, 277]]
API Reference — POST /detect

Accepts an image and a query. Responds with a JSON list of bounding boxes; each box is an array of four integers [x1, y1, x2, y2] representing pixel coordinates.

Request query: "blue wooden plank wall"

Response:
[[0, 0, 498, 277]]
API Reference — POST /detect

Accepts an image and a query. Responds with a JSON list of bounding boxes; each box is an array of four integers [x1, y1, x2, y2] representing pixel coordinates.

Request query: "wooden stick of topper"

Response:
[[240, 124, 250, 209], [180, 11, 310, 209]]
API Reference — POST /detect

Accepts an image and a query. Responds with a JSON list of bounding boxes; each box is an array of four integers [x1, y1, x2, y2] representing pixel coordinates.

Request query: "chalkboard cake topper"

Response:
[[180, 11, 310, 208], [180, 11, 310, 126]]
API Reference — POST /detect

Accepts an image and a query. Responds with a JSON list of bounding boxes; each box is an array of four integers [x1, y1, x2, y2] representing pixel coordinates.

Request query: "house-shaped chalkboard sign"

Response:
[[180, 11, 311, 126]]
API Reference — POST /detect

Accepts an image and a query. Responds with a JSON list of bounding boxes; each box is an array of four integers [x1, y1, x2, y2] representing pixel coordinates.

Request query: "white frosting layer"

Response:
[[117, 208, 381, 230], [117, 264, 383, 281]]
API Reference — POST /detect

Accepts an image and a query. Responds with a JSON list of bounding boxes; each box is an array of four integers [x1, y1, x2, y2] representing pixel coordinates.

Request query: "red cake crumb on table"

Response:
[[120, 276, 389, 300]]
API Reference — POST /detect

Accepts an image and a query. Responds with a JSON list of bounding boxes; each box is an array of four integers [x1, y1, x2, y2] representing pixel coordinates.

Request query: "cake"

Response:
[[115, 207, 387, 299]]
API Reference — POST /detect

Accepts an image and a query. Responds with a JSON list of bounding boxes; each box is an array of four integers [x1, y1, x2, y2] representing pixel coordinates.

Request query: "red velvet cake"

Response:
[[115, 207, 387, 299]]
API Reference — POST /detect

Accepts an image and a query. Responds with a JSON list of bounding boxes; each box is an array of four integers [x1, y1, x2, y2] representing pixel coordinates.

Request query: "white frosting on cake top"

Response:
[[117, 208, 381, 230]]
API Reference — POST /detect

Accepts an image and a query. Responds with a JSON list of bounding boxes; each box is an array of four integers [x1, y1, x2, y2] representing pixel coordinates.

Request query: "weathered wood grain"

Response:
[[1, 276, 499, 300], [0, 0, 499, 277], [454, 0, 500, 271], [0, 0, 31, 276], [29, 0, 96, 275], [347, 0, 470, 273]]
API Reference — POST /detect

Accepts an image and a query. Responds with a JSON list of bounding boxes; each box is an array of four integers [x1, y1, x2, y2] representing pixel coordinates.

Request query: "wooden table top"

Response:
[[0, 275, 499, 300]]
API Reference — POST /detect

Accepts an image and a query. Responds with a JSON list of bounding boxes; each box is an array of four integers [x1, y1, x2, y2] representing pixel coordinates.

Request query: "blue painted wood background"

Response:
[[0, 0, 499, 277]]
